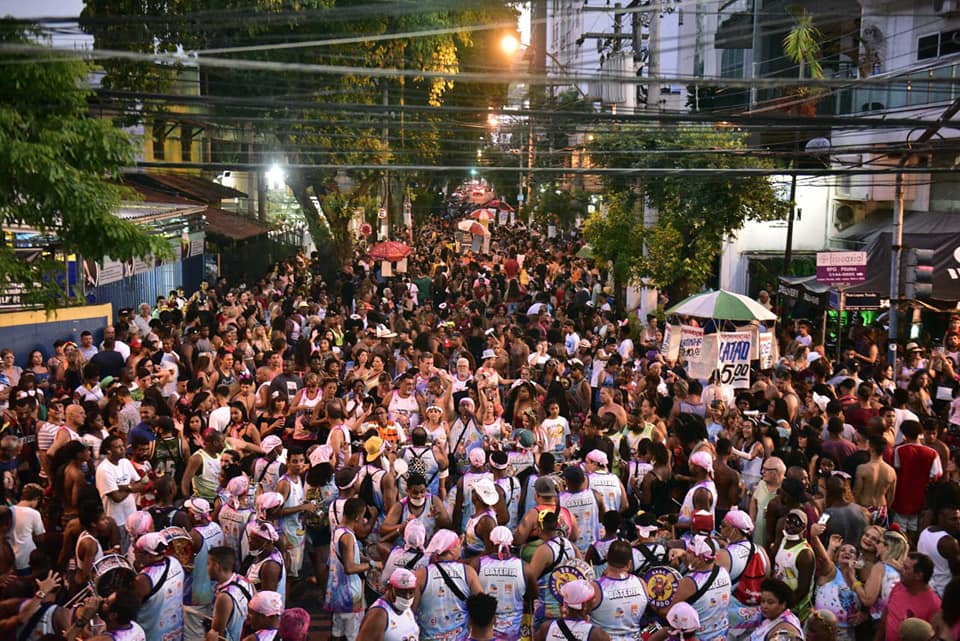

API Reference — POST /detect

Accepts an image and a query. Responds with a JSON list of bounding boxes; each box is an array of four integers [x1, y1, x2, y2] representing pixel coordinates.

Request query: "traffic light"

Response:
[[903, 247, 935, 300]]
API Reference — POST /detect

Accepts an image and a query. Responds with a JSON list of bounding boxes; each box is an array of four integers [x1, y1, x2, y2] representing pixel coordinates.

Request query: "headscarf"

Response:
[[490, 526, 513, 559], [425, 529, 460, 558]]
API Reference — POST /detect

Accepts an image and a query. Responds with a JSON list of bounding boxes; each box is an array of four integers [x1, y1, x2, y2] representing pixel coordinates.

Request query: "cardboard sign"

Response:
[[758, 333, 775, 370], [661, 323, 681, 361], [717, 331, 753, 389]]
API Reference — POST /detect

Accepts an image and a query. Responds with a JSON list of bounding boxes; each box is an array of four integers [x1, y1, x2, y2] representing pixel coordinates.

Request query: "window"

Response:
[[917, 30, 960, 60]]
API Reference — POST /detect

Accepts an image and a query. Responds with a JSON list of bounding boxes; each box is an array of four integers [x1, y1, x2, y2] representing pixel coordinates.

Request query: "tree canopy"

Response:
[[0, 22, 169, 308], [81, 0, 518, 260], [586, 125, 790, 298]]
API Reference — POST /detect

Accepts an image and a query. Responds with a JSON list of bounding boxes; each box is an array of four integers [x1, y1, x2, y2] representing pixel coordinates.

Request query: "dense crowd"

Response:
[[0, 215, 959, 641]]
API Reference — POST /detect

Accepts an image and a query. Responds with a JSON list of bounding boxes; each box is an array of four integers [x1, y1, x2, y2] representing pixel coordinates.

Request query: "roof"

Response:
[[115, 202, 204, 223], [124, 172, 247, 203], [204, 207, 271, 241]]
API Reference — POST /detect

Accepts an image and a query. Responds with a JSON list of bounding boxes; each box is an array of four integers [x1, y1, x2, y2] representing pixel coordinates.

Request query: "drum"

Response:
[[641, 566, 682, 609], [548, 558, 595, 601], [161, 526, 196, 571], [92, 554, 136, 598]]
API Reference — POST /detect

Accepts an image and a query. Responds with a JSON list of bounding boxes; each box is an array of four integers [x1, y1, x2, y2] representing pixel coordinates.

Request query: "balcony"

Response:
[[833, 62, 960, 116]]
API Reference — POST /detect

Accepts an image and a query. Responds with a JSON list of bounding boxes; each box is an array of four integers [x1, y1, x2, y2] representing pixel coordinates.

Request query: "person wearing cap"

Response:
[[357, 567, 420, 641], [179, 496, 225, 639], [527, 507, 582, 629], [772, 508, 815, 622], [559, 465, 604, 554], [414, 529, 482, 641], [133, 531, 186, 641], [381, 472, 452, 550], [533, 578, 609, 641], [253, 434, 284, 495], [463, 477, 504, 557], [181, 428, 225, 502], [717, 509, 770, 640], [515, 474, 580, 547], [276, 449, 318, 580], [452, 445, 494, 532], [329, 498, 381, 641], [358, 435, 398, 545], [466, 525, 526, 641], [399, 426, 448, 499], [206, 546, 254, 641], [677, 450, 718, 531], [242, 590, 283, 641], [652, 535, 731, 641], [584, 449, 626, 514], [591, 540, 647, 641], [246, 520, 287, 602]]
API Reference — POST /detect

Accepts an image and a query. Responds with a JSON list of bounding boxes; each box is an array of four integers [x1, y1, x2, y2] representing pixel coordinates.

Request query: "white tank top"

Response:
[[71, 530, 103, 571], [688, 565, 732, 640], [371, 597, 420, 641], [560, 489, 600, 553], [219, 504, 254, 561], [591, 574, 647, 641], [918, 528, 952, 596], [108, 623, 147, 641], [546, 619, 594, 641], [325, 423, 353, 469], [388, 391, 420, 431], [588, 471, 622, 512]]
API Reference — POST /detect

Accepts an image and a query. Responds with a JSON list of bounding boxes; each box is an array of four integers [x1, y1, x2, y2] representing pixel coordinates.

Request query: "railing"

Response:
[[833, 62, 960, 116]]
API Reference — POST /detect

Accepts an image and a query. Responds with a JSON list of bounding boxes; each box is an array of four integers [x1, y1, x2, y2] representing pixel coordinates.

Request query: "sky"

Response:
[[0, 0, 90, 48]]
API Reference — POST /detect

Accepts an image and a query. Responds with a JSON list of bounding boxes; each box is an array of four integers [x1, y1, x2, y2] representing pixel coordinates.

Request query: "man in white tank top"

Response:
[[356, 567, 420, 641], [917, 504, 960, 597], [533, 579, 610, 641]]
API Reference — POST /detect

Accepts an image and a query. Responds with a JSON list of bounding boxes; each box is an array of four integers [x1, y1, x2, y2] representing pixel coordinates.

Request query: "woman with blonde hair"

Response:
[[852, 528, 908, 632]]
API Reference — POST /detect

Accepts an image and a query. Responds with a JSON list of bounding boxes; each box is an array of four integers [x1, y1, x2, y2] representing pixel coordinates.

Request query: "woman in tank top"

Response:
[[226, 402, 260, 447], [809, 522, 862, 641]]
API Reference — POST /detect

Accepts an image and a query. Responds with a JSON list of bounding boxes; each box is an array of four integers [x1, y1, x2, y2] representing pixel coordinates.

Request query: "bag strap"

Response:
[[146, 558, 171, 599], [542, 538, 568, 577], [730, 540, 755, 585], [434, 562, 467, 601], [555, 618, 583, 641], [686, 565, 721, 606], [634, 541, 662, 570], [17, 602, 55, 641], [404, 550, 425, 570]]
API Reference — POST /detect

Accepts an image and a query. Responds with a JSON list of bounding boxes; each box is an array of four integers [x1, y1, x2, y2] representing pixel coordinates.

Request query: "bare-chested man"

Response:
[[854, 435, 897, 516], [61, 440, 91, 520], [598, 386, 627, 429], [923, 421, 951, 476], [713, 438, 742, 522]]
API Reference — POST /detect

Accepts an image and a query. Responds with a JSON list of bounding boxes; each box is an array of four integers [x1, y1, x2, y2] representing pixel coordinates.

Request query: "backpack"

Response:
[[406, 447, 430, 479], [733, 541, 766, 606], [359, 467, 384, 517]]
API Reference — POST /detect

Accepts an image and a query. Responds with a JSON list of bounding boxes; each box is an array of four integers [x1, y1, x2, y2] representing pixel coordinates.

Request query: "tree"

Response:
[[782, 9, 825, 116], [81, 0, 517, 262], [588, 125, 790, 299], [581, 191, 643, 316], [0, 22, 169, 308]]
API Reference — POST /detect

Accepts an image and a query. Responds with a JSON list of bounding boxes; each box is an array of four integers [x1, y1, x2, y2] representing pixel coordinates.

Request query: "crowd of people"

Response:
[[0, 214, 959, 641]]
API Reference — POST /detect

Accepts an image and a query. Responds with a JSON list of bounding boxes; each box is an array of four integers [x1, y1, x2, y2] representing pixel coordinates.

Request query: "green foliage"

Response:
[[81, 0, 518, 258], [783, 9, 824, 80], [588, 125, 790, 297], [531, 186, 588, 229], [582, 190, 643, 288], [0, 21, 170, 308]]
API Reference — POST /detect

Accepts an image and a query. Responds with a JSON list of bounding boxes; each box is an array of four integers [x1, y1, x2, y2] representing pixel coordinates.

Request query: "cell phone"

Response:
[[817, 513, 831, 525]]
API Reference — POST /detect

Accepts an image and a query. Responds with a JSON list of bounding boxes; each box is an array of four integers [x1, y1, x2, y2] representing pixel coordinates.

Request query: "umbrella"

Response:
[[665, 289, 777, 322], [368, 241, 412, 262], [457, 219, 487, 235], [576, 244, 594, 259], [482, 199, 515, 212], [469, 209, 492, 220]]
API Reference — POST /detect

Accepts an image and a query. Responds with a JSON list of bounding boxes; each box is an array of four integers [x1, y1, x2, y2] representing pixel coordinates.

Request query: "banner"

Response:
[[661, 323, 680, 361], [688, 334, 717, 380], [758, 333, 775, 370], [717, 331, 753, 389]]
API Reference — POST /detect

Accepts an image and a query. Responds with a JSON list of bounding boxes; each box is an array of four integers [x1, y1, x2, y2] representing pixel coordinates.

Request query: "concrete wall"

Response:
[[0, 304, 113, 367]]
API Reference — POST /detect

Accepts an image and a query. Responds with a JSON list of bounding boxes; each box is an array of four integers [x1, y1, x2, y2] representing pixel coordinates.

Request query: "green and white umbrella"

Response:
[[576, 244, 594, 259], [666, 289, 777, 322]]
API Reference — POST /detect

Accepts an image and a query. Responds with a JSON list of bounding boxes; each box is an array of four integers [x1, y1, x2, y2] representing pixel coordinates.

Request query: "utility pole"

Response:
[[381, 78, 390, 240], [646, 0, 661, 112]]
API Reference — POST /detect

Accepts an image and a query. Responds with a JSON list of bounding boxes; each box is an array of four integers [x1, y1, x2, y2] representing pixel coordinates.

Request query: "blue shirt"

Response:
[[128, 422, 156, 444]]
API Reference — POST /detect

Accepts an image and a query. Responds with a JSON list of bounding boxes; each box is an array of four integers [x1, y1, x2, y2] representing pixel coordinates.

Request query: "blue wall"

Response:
[[0, 304, 113, 367], [90, 255, 203, 311]]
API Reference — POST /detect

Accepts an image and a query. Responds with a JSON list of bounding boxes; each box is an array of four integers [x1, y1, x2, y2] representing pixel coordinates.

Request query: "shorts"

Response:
[[331, 611, 363, 640], [892, 512, 919, 533], [307, 525, 330, 547]]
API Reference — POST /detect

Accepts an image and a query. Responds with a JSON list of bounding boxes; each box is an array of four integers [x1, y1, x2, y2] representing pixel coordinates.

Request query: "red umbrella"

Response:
[[469, 222, 486, 235], [483, 199, 515, 212], [469, 209, 492, 220], [368, 240, 412, 262]]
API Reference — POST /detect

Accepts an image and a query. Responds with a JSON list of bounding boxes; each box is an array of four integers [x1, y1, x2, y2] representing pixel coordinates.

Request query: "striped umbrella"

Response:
[[665, 289, 777, 322]]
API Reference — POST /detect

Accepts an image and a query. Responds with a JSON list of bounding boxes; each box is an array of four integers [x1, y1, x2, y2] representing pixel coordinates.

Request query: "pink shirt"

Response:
[[885, 582, 941, 641]]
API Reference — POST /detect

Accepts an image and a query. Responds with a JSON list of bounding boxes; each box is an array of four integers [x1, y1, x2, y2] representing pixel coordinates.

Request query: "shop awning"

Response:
[[204, 207, 270, 241], [124, 172, 247, 204]]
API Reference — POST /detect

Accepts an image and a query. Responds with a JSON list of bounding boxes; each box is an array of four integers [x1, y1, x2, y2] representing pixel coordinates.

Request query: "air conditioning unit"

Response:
[[934, 0, 960, 16], [833, 200, 867, 231]]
